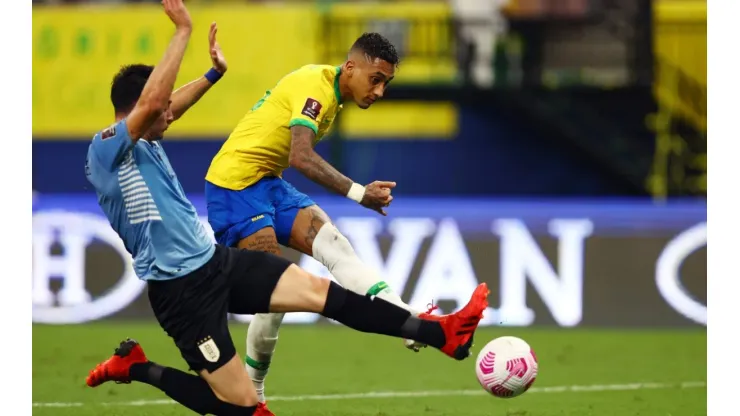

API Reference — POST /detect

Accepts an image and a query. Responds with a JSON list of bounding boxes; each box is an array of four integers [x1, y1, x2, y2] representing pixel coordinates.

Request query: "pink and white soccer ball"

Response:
[[475, 336, 538, 398]]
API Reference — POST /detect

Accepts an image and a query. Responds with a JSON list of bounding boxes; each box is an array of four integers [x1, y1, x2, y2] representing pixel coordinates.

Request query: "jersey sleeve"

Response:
[[287, 81, 333, 135], [89, 119, 134, 170]]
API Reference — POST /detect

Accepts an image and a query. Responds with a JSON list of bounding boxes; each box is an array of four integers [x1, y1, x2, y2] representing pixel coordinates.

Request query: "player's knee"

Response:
[[300, 269, 331, 311], [300, 269, 332, 310], [269, 265, 332, 313], [313, 223, 355, 267], [307, 273, 331, 296]]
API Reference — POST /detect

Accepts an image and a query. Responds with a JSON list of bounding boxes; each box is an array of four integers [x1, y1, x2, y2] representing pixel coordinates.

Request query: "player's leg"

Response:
[[273, 181, 425, 317], [235, 228, 285, 404], [205, 178, 286, 403], [225, 247, 490, 361], [86, 247, 274, 415], [87, 339, 267, 415], [98, 343, 274, 415], [280, 199, 430, 351], [287, 205, 416, 310], [273, 264, 487, 359]]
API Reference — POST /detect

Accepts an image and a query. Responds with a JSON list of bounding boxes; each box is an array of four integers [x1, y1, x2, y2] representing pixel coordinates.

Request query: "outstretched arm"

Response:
[[170, 22, 228, 121], [288, 125, 353, 195], [289, 125, 395, 215]]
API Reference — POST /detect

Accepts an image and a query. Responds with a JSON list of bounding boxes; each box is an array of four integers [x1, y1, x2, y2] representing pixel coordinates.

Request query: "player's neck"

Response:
[[114, 113, 157, 141], [337, 68, 350, 103]]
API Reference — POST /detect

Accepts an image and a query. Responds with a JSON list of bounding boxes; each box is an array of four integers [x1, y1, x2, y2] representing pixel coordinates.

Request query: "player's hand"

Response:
[[208, 22, 228, 74], [361, 181, 396, 216], [162, 0, 192, 31]]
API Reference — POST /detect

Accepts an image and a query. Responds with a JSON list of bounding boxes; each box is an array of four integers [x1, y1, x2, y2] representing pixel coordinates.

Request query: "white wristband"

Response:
[[346, 182, 366, 203]]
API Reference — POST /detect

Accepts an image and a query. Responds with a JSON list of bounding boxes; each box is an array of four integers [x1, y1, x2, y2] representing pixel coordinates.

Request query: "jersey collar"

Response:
[[334, 66, 342, 104]]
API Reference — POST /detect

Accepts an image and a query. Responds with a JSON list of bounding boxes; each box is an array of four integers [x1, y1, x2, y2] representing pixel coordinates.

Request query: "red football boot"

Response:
[[86, 338, 148, 387], [255, 401, 276, 415], [420, 283, 490, 360]]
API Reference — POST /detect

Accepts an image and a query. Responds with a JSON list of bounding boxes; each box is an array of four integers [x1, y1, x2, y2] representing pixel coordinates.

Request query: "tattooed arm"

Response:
[[288, 125, 353, 195]]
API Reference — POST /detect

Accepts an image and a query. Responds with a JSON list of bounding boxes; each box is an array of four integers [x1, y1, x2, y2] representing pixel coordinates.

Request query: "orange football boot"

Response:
[[420, 283, 490, 360], [86, 338, 148, 387]]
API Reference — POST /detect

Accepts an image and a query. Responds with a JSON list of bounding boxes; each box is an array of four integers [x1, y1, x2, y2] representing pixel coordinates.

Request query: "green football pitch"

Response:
[[33, 323, 706, 416]]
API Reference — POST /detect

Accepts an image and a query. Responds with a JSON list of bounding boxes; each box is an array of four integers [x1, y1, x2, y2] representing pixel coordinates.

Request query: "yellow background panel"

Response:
[[653, 0, 706, 85], [33, 3, 459, 138], [33, 5, 320, 137], [339, 102, 458, 140]]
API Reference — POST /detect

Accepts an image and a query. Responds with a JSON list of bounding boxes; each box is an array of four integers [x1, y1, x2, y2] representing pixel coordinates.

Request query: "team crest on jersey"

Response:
[[197, 336, 220, 363], [101, 124, 117, 140], [301, 98, 322, 121]]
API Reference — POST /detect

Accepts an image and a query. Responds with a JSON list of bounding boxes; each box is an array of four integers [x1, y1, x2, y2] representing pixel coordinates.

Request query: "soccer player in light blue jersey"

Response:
[[82, 1, 489, 415]]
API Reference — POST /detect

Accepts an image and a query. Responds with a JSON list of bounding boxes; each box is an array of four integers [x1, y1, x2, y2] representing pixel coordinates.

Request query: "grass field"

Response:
[[33, 323, 706, 416]]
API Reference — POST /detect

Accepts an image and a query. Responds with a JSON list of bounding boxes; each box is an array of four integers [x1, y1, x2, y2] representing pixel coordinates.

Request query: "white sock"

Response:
[[245, 312, 285, 403], [311, 223, 423, 315]]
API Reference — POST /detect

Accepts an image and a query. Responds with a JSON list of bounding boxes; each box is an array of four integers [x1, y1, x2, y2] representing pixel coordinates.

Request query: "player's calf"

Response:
[[245, 312, 283, 403], [292, 206, 428, 352], [87, 339, 260, 415], [308, 220, 422, 314], [199, 354, 260, 407], [309, 221, 435, 350]]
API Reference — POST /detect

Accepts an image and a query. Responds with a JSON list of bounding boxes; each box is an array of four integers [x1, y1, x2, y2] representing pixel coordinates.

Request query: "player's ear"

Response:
[[344, 60, 355, 77]]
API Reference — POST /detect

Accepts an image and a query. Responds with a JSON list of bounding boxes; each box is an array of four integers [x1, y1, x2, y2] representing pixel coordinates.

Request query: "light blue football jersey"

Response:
[[85, 118, 215, 281]]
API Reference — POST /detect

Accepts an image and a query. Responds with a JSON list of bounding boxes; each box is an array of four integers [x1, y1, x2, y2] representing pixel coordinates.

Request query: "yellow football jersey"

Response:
[[205, 64, 343, 191]]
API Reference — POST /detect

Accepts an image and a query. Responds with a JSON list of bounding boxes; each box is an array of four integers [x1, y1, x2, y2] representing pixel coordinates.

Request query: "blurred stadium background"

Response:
[[32, 1, 707, 415]]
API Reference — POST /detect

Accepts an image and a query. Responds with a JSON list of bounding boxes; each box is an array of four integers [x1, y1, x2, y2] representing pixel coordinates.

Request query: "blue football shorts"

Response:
[[205, 176, 315, 247]]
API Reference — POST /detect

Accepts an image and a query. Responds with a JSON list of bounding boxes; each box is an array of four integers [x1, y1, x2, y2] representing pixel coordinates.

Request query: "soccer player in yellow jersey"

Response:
[[204, 33, 431, 403]]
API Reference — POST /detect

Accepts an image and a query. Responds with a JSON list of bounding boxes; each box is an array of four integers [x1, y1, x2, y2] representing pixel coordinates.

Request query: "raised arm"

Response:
[[126, 0, 193, 140], [170, 22, 228, 121]]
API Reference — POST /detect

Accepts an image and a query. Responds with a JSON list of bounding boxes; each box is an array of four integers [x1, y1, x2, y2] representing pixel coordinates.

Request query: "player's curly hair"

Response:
[[350, 32, 400, 66], [110, 64, 155, 114]]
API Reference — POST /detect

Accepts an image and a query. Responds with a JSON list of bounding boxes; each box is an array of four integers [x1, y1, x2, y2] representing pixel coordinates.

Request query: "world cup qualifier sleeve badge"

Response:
[[100, 123, 117, 140], [301, 98, 322, 120], [197, 336, 221, 363]]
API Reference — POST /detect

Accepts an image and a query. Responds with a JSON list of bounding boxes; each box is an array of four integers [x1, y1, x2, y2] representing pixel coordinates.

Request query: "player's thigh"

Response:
[[147, 247, 239, 377], [219, 245, 329, 315], [236, 226, 282, 255], [270, 179, 322, 252], [199, 354, 258, 407], [205, 179, 277, 248], [224, 246, 293, 315], [287, 204, 333, 256]]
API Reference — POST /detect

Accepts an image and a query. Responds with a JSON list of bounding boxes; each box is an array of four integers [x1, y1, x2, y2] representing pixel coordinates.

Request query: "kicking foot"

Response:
[[419, 283, 490, 360], [86, 338, 148, 387]]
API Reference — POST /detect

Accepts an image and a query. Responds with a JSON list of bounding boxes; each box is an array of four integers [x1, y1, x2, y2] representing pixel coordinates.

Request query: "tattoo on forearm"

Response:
[[291, 126, 352, 195], [246, 235, 281, 255]]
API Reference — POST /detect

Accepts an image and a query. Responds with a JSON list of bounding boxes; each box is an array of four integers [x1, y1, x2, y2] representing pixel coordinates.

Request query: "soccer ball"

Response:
[[475, 336, 538, 398]]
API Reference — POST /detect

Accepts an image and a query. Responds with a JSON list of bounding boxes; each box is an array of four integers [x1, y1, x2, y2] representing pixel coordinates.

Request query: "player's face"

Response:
[[348, 56, 395, 109], [146, 101, 174, 139]]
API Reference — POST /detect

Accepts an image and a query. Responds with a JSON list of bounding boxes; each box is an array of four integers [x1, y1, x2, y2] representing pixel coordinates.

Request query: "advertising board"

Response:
[[32, 195, 706, 327]]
